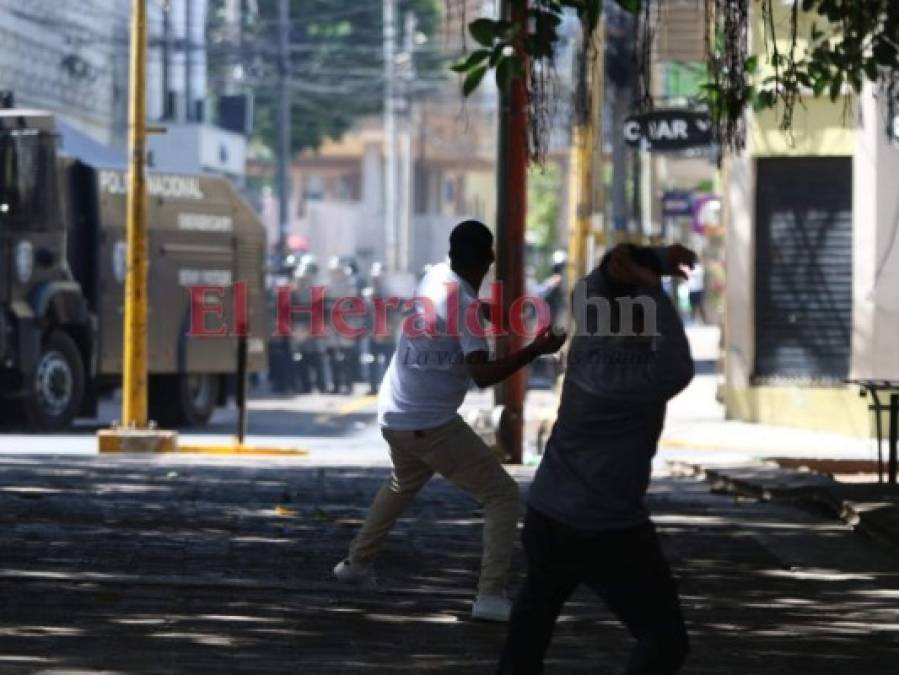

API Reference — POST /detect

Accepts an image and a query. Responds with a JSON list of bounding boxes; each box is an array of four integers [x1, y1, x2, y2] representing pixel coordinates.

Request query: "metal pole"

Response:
[[566, 123, 590, 286], [185, 0, 193, 121], [399, 11, 417, 273], [589, 27, 606, 264], [277, 0, 291, 257], [890, 393, 898, 484], [383, 0, 398, 271], [640, 144, 652, 239], [162, 2, 171, 118], [870, 388, 885, 483], [494, 0, 527, 464], [122, 0, 149, 427], [236, 335, 249, 444], [610, 84, 629, 239], [566, 23, 602, 290]]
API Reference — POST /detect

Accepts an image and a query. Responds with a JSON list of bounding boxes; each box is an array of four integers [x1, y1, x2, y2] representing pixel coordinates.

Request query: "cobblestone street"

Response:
[[1, 452, 898, 674]]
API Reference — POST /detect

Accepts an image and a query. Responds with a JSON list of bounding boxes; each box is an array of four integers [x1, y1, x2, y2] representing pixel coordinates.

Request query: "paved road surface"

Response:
[[1, 327, 896, 672], [0, 455, 897, 674]]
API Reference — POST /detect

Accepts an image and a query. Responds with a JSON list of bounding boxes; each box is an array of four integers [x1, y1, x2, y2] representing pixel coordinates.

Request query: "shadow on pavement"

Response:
[[0, 456, 897, 673]]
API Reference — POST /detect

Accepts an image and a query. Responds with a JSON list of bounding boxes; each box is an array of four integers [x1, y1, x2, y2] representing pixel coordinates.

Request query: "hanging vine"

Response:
[[446, 0, 898, 160], [447, 0, 602, 162], [703, 0, 749, 151]]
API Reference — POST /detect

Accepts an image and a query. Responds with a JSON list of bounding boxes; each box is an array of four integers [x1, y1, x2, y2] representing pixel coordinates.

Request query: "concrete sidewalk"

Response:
[[525, 326, 883, 467], [669, 460, 899, 555], [658, 327, 880, 466], [647, 326, 899, 554]]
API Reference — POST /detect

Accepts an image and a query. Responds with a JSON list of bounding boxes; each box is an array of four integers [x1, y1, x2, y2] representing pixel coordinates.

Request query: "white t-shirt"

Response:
[[687, 262, 705, 293], [377, 263, 489, 430]]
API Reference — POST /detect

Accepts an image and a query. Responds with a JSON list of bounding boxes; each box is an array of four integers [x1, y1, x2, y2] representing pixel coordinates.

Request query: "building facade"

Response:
[[0, 0, 131, 146], [723, 3, 899, 436], [256, 103, 506, 277], [0, 0, 249, 184]]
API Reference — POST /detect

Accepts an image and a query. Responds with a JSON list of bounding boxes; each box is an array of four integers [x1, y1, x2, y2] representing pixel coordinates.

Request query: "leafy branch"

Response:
[[450, 0, 898, 156]]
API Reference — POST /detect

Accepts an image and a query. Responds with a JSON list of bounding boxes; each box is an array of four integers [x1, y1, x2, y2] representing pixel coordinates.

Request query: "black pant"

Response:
[[367, 341, 394, 392], [499, 508, 688, 675], [326, 346, 356, 393], [268, 338, 293, 393], [294, 349, 326, 393]]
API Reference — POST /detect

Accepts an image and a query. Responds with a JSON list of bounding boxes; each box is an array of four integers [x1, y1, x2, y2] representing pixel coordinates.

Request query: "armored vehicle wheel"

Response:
[[24, 331, 86, 432], [149, 373, 219, 428], [179, 373, 219, 426]]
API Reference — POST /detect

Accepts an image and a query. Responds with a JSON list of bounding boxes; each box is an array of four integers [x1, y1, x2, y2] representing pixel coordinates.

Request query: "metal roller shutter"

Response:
[[754, 157, 853, 383]]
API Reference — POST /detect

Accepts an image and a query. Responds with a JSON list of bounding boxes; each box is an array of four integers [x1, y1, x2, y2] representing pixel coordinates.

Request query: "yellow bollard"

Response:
[[122, 0, 149, 428], [99, 0, 174, 453]]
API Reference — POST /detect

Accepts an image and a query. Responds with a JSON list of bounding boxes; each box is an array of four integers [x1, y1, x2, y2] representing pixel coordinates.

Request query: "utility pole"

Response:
[[162, 1, 171, 118], [100, 0, 176, 452], [567, 22, 605, 288], [398, 11, 417, 274], [185, 0, 193, 121], [277, 0, 291, 257], [610, 84, 630, 239], [383, 0, 398, 272], [567, 42, 592, 286], [224, 0, 242, 95], [494, 0, 528, 464], [122, 0, 150, 429], [605, 2, 636, 242]]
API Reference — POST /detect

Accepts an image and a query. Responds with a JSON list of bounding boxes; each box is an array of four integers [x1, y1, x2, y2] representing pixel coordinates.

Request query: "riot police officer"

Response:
[[292, 255, 328, 393]]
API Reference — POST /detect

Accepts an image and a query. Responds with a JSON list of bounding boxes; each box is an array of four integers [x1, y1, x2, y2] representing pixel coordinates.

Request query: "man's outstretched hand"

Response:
[[606, 243, 699, 286], [665, 243, 699, 280], [531, 324, 567, 356], [466, 324, 566, 389]]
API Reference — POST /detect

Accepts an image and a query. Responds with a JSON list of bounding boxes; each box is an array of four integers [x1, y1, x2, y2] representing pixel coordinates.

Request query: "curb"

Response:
[[668, 461, 899, 557]]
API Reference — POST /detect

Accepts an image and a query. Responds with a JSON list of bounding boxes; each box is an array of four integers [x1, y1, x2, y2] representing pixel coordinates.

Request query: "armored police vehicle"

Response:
[[0, 106, 267, 431]]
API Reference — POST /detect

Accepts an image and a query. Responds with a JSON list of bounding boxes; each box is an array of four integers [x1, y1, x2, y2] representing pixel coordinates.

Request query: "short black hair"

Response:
[[449, 220, 494, 268]]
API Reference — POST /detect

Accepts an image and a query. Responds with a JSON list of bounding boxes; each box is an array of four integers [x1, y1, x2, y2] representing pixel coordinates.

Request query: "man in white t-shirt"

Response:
[[333, 220, 566, 622]]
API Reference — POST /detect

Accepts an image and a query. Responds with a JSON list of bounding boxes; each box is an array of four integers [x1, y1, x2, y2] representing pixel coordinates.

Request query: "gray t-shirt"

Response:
[[528, 264, 694, 532]]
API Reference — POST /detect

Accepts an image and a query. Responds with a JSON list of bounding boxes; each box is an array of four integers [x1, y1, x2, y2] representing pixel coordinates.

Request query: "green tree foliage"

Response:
[[748, 1, 898, 130], [449, 0, 898, 154], [527, 164, 561, 266], [208, 0, 443, 157]]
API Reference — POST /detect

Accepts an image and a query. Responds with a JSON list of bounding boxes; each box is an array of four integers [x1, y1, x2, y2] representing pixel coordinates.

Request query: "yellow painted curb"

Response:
[[314, 394, 377, 424], [99, 430, 308, 456], [176, 443, 310, 457], [659, 436, 846, 457], [336, 394, 377, 416], [98, 429, 178, 453], [659, 438, 756, 452]]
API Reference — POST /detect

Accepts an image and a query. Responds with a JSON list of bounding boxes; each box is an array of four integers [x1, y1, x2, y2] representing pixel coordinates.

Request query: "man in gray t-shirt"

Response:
[[499, 243, 697, 674]]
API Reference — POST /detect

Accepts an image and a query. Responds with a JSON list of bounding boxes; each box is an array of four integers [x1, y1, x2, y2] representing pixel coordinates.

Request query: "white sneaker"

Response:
[[333, 558, 377, 589], [471, 594, 512, 622]]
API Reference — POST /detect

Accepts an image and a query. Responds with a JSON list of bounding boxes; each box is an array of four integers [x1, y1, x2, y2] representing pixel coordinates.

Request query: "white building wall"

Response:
[[0, 0, 213, 148], [304, 203, 363, 265], [147, 2, 165, 122], [147, 125, 202, 173], [851, 84, 899, 380], [145, 0, 247, 185], [722, 151, 756, 392], [0, 0, 131, 145]]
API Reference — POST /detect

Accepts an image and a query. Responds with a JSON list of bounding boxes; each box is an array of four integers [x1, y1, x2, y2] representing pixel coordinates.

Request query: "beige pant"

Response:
[[349, 415, 520, 595]]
